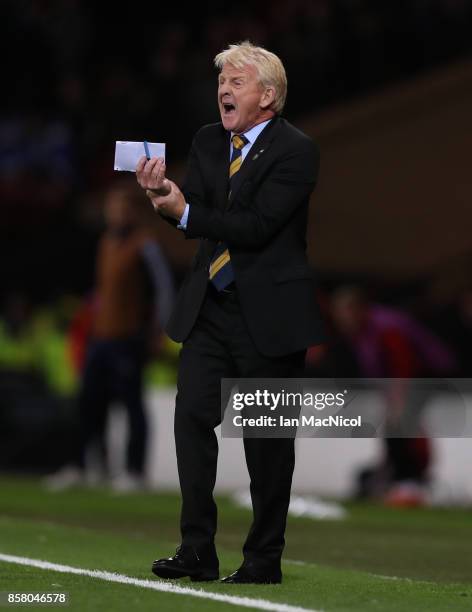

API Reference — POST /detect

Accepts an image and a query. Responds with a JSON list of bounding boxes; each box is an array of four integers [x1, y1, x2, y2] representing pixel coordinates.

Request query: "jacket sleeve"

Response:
[[184, 139, 319, 248]]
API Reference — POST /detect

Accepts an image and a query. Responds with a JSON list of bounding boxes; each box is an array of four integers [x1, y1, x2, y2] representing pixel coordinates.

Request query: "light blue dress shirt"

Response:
[[178, 119, 272, 230]]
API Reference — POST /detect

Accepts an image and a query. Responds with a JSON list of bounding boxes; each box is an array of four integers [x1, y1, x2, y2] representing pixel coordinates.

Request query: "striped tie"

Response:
[[209, 134, 249, 291]]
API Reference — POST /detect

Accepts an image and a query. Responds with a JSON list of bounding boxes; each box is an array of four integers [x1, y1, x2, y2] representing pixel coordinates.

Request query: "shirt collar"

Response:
[[231, 119, 272, 145]]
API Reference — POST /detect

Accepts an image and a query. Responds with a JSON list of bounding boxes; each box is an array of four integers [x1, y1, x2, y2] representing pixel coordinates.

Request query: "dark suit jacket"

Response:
[[166, 116, 324, 357]]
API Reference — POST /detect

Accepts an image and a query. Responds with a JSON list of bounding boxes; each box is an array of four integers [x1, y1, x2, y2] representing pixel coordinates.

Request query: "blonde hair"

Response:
[[214, 41, 287, 114]]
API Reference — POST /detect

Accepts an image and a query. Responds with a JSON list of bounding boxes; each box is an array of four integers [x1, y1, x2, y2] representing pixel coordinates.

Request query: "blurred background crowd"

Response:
[[1, 0, 472, 501]]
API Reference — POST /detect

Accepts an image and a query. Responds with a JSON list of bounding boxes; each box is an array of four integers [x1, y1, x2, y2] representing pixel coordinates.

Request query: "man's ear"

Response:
[[260, 86, 276, 110]]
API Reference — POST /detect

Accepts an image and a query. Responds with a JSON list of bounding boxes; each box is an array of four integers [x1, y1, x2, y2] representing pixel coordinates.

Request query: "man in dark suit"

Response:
[[136, 41, 323, 584]]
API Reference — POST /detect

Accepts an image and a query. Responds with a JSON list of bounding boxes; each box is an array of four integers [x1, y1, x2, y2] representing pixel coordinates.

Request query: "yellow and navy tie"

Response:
[[209, 134, 249, 291]]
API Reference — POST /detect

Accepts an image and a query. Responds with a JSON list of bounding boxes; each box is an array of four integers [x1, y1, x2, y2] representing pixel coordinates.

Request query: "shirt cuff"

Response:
[[177, 203, 190, 230]]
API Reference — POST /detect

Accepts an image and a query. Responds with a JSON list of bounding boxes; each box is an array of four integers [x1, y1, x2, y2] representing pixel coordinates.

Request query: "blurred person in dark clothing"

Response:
[[330, 286, 455, 507], [46, 180, 174, 492]]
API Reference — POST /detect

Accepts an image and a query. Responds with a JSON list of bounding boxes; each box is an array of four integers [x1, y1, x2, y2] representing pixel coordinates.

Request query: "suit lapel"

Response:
[[227, 116, 281, 207]]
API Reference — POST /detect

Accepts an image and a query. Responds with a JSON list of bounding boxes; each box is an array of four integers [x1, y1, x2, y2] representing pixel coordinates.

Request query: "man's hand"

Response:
[[136, 156, 186, 220], [136, 156, 171, 196]]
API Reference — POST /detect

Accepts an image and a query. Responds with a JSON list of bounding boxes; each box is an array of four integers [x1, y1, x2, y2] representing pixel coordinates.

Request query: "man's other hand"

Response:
[[147, 180, 186, 220]]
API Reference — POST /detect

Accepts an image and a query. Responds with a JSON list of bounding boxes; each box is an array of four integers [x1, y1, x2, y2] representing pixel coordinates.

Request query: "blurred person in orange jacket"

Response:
[[46, 179, 174, 492]]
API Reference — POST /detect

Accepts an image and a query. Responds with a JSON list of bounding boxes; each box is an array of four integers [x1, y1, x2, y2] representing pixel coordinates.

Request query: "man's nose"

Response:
[[219, 83, 231, 96]]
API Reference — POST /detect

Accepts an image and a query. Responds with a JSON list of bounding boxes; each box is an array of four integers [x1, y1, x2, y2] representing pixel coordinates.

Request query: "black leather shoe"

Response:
[[152, 546, 219, 581], [221, 566, 282, 584]]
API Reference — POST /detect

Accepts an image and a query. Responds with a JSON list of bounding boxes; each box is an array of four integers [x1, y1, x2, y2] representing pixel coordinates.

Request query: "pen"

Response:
[[143, 140, 151, 160]]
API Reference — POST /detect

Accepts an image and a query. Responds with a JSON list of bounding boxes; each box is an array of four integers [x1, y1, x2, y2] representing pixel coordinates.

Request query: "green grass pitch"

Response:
[[0, 476, 471, 611]]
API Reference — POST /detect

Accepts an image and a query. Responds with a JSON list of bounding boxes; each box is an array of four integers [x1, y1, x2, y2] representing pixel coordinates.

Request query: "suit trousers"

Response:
[[174, 284, 305, 570]]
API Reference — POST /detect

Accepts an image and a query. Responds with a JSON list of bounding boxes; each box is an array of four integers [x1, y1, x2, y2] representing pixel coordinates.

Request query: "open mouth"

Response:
[[222, 102, 236, 115]]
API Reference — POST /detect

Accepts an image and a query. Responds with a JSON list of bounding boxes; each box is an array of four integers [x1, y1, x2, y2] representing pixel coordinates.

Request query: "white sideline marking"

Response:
[[0, 553, 320, 612]]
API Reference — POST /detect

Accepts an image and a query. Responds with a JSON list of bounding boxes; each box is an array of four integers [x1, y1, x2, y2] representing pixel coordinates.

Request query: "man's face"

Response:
[[218, 63, 268, 133]]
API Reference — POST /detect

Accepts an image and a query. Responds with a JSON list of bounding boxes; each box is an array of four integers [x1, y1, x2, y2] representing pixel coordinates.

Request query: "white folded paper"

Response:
[[114, 141, 166, 172]]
